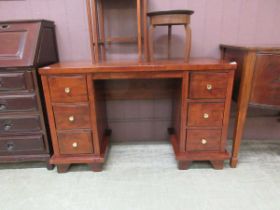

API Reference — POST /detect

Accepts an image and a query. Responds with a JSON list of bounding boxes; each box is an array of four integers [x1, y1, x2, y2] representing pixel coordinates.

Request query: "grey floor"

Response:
[[1, 140, 280, 210]]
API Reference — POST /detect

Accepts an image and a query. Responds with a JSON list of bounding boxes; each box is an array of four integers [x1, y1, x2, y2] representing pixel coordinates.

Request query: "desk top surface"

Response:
[[39, 58, 236, 75]]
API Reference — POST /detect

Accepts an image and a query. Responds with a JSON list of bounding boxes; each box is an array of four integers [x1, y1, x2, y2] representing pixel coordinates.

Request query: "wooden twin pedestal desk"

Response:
[[39, 59, 236, 173]]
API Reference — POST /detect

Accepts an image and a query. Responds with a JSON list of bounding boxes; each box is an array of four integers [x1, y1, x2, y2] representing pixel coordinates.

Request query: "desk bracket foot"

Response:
[[89, 163, 103, 172], [178, 161, 192, 170], [210, 160, 224, 170]]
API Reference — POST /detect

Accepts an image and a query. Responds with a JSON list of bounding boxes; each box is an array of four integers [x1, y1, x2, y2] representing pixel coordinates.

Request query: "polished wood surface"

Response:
[[250, 54, 280, 106], [187, 103, 225, 127], [48, 75, 88, 103], [86, 0, 148, 62], [221, 44, 280, 168], [40, 59, 236, 74], [40, 59, 235, 172], [189, 73, 228, 99], [147, 10, 193, 62], [57, 131, 93, 155], [0, 71, 34, 91], [0, 20, 58, 168], [186, 129, 222, 151], [0, 134, 46, 155], [53, 104, 91, 130]]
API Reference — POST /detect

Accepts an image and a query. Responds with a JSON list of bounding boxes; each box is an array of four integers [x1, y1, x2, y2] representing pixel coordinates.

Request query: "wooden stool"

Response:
[[147, 10, 194, 62]]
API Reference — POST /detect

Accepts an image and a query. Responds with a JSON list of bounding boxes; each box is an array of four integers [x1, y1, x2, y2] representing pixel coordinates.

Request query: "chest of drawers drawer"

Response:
[[57, 131, 93, 155], [189, 73, 228, 99], [48, 75, 88, 103], [0, 71, 33, 92], [0, 94, 38, 112], [53, 104, 91, 130], [187, 103, 224, 127], [0, 115, 41, 133], [186, 129, 222, 152], [0, 134, 46, 155]]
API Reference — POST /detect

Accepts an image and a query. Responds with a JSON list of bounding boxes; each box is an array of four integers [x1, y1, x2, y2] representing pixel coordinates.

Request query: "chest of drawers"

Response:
[[0, 20, 58, 169], [39, 60, 235, 173]]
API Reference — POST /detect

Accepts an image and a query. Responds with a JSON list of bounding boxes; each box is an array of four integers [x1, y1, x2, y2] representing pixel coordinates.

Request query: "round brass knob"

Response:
[[64, 87, 71, 94], [72, 142, 78, 148], [201, 139, 207, 145], [203, 113, 209, 119], [206, 84, 212, 90], [68, 116, 75, 122]]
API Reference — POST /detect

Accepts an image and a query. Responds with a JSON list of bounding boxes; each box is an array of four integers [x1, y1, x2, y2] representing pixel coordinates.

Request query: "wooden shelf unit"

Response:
[[86, 0, 149, 63]]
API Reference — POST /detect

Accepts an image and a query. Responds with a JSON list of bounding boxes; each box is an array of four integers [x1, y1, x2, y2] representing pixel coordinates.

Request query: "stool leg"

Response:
[[185, 25, 192, 62], [149, 25, 155, 62], [168, 25, 172, 59]]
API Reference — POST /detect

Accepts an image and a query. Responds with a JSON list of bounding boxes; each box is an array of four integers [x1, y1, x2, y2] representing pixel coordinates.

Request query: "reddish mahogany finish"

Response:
[[221, 44, 280, 168], [39, 59, 235, 172]]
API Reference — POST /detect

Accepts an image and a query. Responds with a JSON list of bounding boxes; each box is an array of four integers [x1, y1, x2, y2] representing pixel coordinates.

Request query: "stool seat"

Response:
[[147, 10, 194, 17]]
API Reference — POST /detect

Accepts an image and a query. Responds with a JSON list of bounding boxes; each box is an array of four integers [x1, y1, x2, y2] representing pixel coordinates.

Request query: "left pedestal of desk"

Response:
[[40, 74, 109, 173]]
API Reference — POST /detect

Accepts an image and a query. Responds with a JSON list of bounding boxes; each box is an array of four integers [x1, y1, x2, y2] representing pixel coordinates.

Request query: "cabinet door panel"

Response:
[[250, 54, 280, 107]]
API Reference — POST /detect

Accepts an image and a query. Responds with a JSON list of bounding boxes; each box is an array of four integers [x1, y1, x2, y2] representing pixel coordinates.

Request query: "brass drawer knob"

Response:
[[72, 142, 78, 148], [68, 116, 75, 122], [64, 87, 71, 94], [201, 139, 207, 145], [203, 113, 209, 119], [206, 84, 212, 90]]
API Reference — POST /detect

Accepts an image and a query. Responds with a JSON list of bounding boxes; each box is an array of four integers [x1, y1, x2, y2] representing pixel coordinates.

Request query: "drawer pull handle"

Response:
[[72, 142, 78, 148], [3, 124, 12, 131], [6, 142, 14, 151], [68, 116, 75, 122], [206, 84, 212, 90], [201, 139, 207, 145], [203, 113, 209, 119], [64, 87, 71, 94], [0, 104, 7, 111]]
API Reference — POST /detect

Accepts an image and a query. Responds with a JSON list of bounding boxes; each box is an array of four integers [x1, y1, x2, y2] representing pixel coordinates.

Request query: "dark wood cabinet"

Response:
[[0, 20, 58, 168]]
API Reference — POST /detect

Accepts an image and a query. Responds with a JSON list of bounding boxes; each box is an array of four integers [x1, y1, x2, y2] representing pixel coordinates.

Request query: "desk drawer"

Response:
[[53, 104, 91, 130], [0, 115, 41, 133], [187, 103, 224, 127], [57, 131, 93, 155], [0, 134, 46, 155], [0, 94, 37, 112], [0, 71, 33, 91], [186, 129, 221, 151], [48, 75, 88, 103], [189, 73, 228, 99]]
